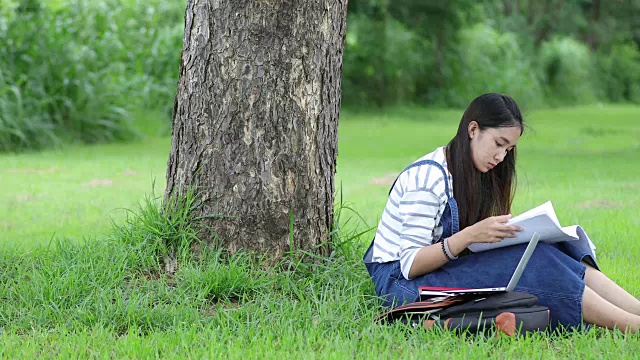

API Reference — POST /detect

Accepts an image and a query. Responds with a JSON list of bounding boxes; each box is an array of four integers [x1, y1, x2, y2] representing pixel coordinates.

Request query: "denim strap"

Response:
[[390, 160, 459, 235], [364, 159, 460, 264], [388, 160, 453, 198]]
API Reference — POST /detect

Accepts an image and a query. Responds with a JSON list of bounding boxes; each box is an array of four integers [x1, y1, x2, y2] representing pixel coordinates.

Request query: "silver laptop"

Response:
[[419, 232, 540, 296]]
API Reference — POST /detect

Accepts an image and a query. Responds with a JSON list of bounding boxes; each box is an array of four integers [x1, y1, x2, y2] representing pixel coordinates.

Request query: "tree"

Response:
[[165, 1, 348, 259]]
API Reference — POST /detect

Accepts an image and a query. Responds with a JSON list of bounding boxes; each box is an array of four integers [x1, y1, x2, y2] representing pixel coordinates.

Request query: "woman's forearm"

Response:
[[407, 230, 473, 279]]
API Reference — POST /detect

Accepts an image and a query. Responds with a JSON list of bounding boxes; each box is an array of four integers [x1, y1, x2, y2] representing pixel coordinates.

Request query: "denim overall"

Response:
[[363, 160, 458, 306], [363, 160, 598, 330]]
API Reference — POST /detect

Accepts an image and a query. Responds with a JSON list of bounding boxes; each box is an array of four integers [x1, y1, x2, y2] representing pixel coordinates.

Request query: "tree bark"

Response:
[[526, 0, 535, 26], [534, 0, 553, 47], [586, 0, 601, 51], [166, 0, 348, 259], [433, 26, 444, 90], [503, 0, 513, 16]]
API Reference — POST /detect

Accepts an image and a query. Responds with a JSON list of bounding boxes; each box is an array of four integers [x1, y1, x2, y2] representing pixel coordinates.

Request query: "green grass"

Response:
[[1, 105, 640, 357], [0, 136, 169, 248]]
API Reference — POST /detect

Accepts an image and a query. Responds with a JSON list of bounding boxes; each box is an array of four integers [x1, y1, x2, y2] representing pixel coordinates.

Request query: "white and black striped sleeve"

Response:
[[397, 187, 441, 280]]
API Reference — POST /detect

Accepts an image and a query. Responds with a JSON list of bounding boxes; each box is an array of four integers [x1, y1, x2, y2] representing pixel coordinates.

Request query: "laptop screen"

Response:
[[506, 232, 541, 291]]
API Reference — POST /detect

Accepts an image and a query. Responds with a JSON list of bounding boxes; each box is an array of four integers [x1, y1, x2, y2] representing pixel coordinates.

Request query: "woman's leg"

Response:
[[583, 263, 640, 316], [583, 285, 640, 333]]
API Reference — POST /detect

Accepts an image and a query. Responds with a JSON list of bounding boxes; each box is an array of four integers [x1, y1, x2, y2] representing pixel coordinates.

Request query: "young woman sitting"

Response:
[[363, 93, 640, 332]]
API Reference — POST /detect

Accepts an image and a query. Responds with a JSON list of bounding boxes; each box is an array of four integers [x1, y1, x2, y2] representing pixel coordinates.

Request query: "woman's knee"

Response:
[[530, 242, 569, 264], [533, 241, 559, 254]]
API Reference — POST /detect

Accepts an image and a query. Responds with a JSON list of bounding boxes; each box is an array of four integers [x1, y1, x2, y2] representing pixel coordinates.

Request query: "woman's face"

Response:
[[468, 121, 521, 173]]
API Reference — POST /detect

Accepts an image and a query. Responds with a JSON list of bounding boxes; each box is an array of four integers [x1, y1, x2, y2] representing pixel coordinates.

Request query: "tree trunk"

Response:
[[165, 0, 348, 259], [526, 0, 535, 26], [434, 26, 444, 90], [586, 0, 601, 51], [534, 0, 553, 47], [503, 0, 512, 16]]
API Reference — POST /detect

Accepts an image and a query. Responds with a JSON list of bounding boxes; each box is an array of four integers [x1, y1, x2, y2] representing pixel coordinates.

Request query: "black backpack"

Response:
[[375, 291, 550, 336]]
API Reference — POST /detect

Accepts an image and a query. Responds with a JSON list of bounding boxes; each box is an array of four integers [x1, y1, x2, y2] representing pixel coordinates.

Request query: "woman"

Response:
[[363, 93, 640, 332]]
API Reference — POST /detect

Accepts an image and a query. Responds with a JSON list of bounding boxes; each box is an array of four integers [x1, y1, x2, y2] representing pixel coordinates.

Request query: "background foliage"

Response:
[[1, 0, 640, 151], [0, 0, 183, 151]]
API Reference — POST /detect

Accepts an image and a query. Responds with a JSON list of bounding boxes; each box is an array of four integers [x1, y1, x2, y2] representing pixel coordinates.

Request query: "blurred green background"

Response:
[[1, 0, 640, 152]]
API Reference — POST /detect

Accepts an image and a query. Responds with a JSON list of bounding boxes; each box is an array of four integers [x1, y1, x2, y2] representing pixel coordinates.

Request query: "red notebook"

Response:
[[419, 286, 507, 298]]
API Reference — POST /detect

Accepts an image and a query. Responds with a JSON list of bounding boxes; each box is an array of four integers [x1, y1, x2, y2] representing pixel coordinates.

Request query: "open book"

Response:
[[467, 201, 597, 259]]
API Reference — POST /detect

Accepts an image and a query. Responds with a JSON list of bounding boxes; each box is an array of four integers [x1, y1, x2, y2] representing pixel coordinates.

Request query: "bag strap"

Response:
[[437, 292, 539, 317], [374, 295, 468, 323]]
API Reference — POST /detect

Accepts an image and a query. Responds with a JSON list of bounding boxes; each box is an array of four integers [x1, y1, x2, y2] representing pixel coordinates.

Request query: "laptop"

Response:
[[419, 232, 541, 298]]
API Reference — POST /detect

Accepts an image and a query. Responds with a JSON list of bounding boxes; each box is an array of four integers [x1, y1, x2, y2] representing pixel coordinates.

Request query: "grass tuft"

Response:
[[111, 186, 202, 273]]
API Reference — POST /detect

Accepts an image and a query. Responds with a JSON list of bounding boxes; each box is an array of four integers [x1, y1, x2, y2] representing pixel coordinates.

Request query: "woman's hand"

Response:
[[463, 214, 523, 244]]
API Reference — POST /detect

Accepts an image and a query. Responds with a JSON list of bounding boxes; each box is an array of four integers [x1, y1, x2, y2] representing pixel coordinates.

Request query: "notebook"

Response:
[[419, 232, 541, 298]]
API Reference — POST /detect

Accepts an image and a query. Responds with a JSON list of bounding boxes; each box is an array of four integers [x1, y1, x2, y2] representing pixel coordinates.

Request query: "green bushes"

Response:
[[442, 23, 544, 110], [2, 0, 640, 151], [1, 3, 128, 151], [0, 0, 183, 152], [340, 17, 640, 110], [538, 37, 598, 105], [597, 43, 640, 104]]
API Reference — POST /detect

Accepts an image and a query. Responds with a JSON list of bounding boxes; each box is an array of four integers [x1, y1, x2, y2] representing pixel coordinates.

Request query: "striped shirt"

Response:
[[371, 146, 454, 280]]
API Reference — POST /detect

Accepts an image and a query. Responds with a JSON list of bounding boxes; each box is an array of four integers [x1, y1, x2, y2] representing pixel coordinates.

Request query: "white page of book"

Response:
[[463, 201, 597, 258], [508, 201, 561, 227], [468, 213, 577, 252]]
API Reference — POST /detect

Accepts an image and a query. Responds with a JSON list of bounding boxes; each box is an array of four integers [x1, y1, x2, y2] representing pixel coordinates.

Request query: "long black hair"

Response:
[[446, 93, 524, 229]]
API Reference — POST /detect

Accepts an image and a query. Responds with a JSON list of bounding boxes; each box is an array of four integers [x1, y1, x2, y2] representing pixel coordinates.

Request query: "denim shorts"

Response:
[[367, 242, 593, 330]]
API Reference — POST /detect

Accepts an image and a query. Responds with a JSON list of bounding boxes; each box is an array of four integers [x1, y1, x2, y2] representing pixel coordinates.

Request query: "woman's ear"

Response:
[[468, 121, 479, 139]]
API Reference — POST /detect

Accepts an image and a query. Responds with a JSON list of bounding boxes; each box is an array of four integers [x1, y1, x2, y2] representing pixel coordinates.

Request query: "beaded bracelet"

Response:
[[441, 237, 459, 261]]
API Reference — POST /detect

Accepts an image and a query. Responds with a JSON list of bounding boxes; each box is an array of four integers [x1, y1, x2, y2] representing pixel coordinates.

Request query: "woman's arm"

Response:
[[395, 189, 442, 280], [407, 230, 473, 279], [407, 214, 522, 279]]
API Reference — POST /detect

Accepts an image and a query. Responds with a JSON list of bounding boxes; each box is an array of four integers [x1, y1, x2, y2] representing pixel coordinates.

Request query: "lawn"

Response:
[[1, 105, 639, 358]]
